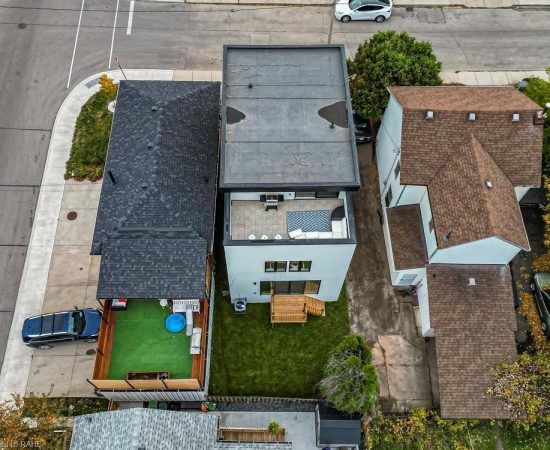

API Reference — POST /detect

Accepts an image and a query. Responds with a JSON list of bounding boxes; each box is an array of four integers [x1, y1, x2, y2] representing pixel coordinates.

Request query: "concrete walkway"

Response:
[[0, 69, 221, 401]]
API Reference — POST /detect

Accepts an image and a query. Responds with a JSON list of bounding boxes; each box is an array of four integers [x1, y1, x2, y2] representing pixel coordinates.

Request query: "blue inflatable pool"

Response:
[[165, 313, 186, 333]]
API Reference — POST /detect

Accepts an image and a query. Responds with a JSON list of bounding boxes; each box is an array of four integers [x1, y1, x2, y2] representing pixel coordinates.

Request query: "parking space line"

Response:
[[127, 0, 135, 35], [66, 0, 85, 89], [108, 0, 120, 69]]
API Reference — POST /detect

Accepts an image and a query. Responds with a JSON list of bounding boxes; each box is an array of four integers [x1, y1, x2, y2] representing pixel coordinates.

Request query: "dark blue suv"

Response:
[[22, 308, 102, 348]]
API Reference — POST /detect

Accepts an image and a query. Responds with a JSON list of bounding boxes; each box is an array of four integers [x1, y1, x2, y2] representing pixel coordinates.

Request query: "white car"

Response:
[[334, 0, 392, 23]]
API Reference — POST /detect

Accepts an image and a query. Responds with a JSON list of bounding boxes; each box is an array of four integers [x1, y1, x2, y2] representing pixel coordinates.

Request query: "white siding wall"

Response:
[[377, 96, 403, 200], [415, 274, 433, 337], [515, 186, 534, 201], [396, 184, 425, 206], [418, 190, 437, 258], [430, 237, 521, 264], [224, 243, 356, 302]]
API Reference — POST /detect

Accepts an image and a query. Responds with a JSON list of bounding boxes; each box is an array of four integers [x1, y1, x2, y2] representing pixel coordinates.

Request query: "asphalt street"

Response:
[[0, 0, 549, 370]]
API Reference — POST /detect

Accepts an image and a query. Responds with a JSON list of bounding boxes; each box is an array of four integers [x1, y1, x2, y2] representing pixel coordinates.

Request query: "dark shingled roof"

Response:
[[97, 238, 207, 299], [427, 264, 517, 419], [92, 80, 220, 299], [386, 205, 427, 270]]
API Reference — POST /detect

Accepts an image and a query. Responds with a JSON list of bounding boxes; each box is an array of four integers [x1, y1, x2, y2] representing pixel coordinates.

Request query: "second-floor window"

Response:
[[289, 261, 312, 272], [265, 261, 287, 272], [385, 187, 393, 207]]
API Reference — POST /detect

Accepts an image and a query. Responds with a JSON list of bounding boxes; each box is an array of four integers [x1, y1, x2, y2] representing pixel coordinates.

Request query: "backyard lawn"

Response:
[[108, 300, 192, 380], [209, 279, 350, 398]]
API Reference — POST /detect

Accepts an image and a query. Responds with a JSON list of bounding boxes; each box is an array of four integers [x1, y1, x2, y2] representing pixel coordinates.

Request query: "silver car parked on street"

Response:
[[334, 0, 392, 23]]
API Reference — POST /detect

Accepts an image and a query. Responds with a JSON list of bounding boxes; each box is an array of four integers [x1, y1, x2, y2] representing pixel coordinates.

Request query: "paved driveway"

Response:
[[346, 143, 439, 413], [26, 181, 101, 397]]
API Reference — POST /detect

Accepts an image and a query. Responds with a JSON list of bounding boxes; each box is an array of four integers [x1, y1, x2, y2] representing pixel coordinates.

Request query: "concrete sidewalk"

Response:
[[0, 69, 221, 401], [441, 69, 548, 85]]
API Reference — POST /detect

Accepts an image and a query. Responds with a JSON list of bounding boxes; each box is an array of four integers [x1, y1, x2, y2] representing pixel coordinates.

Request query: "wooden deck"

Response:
[[270, 294, 326, 324]]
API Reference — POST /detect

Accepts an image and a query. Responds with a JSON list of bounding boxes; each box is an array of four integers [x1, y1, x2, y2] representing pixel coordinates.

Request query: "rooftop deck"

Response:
[[230, 198, 344, 240]]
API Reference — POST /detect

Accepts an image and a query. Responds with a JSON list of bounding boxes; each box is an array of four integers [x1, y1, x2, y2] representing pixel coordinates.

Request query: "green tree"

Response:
[[488, 352, 550, 423], [347, 31, 442, 126], [319, 334, 378, 414]]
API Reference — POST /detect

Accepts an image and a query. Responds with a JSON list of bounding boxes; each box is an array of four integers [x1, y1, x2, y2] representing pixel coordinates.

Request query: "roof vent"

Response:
[[512, 113, 520, 122], [426, 110, 434, 120], [486, 180, 493, 188], [147, 142, 154, 148], [151, 106, 158, 111], [248, 83, 253, 89], [442, 232, 452, 242], [140, 183, 148, 189], [468, 277, 476, 286], [468, 112, 476, 121]]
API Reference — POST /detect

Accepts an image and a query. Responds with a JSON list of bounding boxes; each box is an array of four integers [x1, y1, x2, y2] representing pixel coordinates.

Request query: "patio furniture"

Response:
[[191, 327, 202, 354], [166, 313, 186, 333], [287, 210, 331, 233]]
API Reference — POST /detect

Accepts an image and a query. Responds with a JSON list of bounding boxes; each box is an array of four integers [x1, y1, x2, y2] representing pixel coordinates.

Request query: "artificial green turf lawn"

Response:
[[209, 284, 350, 398], [107, 300, 192, 380]]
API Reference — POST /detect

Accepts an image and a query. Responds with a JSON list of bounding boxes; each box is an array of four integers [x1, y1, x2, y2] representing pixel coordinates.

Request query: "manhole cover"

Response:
[[67, 211, 78, 221], [86, 349, 96, 355], [18, 23, 26, 29]]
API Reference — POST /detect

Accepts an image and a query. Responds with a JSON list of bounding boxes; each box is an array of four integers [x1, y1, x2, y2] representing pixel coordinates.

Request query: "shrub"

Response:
[[268, 421, 281, 435], [319, 334, 377, 414]]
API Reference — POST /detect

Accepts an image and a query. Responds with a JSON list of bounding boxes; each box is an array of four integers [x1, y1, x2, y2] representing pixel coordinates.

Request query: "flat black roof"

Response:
[[220, 45, 360, 190]]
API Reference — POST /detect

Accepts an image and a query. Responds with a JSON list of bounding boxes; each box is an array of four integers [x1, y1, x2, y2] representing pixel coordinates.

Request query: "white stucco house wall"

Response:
[[219, 45, 361, 310]]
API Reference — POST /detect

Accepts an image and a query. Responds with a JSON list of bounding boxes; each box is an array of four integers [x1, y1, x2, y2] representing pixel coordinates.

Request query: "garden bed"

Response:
[[65, 82, 116, 181]]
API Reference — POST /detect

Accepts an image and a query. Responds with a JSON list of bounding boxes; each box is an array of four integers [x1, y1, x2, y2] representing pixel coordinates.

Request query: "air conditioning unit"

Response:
[[234, 298, 247, 314]]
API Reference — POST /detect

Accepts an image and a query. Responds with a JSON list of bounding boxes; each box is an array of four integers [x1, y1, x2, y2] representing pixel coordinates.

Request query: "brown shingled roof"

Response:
[[389, 86, 543, 187], [428, 135, 530, 250], [428, 264, 517, 419], [386, 205, 428, 269]]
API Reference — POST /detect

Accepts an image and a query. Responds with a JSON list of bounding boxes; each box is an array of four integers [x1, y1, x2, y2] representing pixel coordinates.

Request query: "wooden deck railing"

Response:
[[88, 378, 201, 391], [191, 299, 209, 387], [92, 300, 115, 379]]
